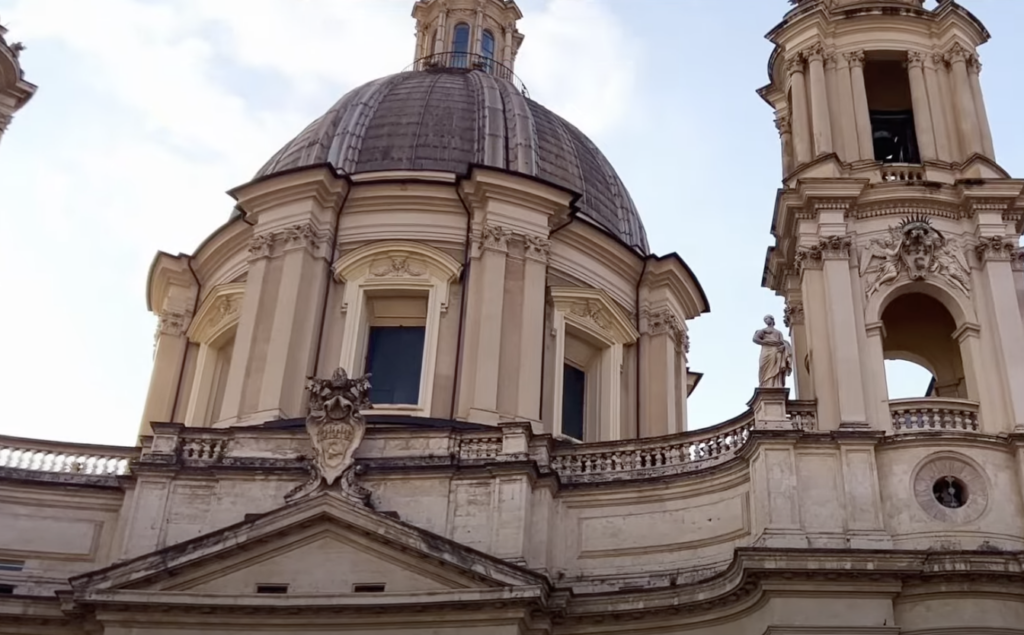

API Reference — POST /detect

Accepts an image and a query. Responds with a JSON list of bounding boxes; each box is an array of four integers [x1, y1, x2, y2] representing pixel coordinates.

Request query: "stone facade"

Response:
[[3, 0, 1024, 633]]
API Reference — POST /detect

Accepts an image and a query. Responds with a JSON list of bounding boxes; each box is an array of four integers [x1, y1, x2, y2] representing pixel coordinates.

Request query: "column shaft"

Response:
[[184, 343, 217, 426], [924, 57, 952, 162], [822, 247, 867, 426], [968, 58, 995, 158], [807, 47, 833, 156], [516, 249, 548, 421], [140, 324, 189, 436], [847, 52, 874, 161], [907, 53, 936, 161], [949, 50, 982, 156], [788, 56, 813, 165], [834, 58, 859, 162]]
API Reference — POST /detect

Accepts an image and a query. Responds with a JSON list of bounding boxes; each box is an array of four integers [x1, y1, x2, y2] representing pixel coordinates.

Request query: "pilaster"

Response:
[[968, 56, 995, 160], [217, 167, 347, 427], [906, 52, 936, 162], [832, 53, 858, 163], [846, 51, 874, 162], [748, 431, 807, 549], [924, 54, 953, 162], [946, 44, 983, 158], [784, 298, 811, 400], [787, 54, 812, 166], [638, 308, 686, 436], [805, 44, 833, 157], [975, 237, 1024, 430]]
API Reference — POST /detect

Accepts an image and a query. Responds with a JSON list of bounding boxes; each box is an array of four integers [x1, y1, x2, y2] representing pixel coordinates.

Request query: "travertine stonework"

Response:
[[3, 1, 1024, 633]]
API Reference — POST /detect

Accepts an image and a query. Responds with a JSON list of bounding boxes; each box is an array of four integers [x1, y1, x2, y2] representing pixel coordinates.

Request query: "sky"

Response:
[[0, 0, 1021, 446]]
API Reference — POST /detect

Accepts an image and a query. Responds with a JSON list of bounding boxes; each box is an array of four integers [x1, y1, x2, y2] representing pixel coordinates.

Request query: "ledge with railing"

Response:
[[889, 398, 980, 433], [0, 434, 136, 479], [404, 51, 530, 98]]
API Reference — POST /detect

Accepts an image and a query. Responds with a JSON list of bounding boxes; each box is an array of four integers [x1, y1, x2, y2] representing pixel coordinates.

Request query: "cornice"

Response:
[[228, 165, 349, 218]]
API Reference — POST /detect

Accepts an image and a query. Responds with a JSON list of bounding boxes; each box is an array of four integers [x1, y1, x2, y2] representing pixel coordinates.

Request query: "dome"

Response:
[[255, 68, 649, 253]]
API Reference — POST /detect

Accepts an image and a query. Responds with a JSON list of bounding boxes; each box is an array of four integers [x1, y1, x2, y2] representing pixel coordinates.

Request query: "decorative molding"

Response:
[[804, 43, 825, 64], [944, 42, 976, 66], [931, 52, 947, 68], [796, 236, 851, 273], [369, 257, 426, 278], [843, 50, 865, 68], [247, 222, 332, 261], [860, 217, 971, 297], [1012, 248, 1024, 272], [913, 453, 988, 525], [784, 54, 805, 75], [480, 224, 511, 253], [968, 55, 983, 75], [774, 114, 791, 136], [157, 310, 189, 338], [783, 301, 804, 327], [973, 236, 1018, 263], [522, 234, 551, 262], [551, 287, 639, 346], [187, 283, 246, 345], [642, 307, 688, 353], [907, 51, 926, 69], [569, 300, 608, 331]]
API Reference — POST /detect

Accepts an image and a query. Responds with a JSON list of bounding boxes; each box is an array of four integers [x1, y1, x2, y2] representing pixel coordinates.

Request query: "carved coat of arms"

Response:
[[860, 216, 971, 298], [286, 368, 374, 504]]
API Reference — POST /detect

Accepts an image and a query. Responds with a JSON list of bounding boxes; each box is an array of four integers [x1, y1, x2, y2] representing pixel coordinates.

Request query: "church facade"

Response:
[[3, 0, 1024, 633]]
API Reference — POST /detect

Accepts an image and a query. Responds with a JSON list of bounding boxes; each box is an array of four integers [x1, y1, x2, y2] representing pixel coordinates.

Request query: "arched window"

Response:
[[184, 283, 244, 427], [452, 23, 471, 68], [481, 29, 496, 71]]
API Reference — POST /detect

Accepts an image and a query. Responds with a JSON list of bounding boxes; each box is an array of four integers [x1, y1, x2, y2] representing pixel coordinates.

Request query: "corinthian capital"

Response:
[[804, 43, 826, 63], [775, 114, 791, 136], [843, 50, 865, 68], [907, 51, 926, 69], [785, 54, 806, 75], [974, 236, 1018, 263], [944, 42, 973, 65]]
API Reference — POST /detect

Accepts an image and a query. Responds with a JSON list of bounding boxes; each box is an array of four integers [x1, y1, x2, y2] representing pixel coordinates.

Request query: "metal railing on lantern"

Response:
[[405, 51, 530, 98]]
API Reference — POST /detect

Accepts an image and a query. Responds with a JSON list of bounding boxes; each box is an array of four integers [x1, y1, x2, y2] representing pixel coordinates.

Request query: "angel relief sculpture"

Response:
[[860, 216, 971, 298], [286, 368, 374, 504]]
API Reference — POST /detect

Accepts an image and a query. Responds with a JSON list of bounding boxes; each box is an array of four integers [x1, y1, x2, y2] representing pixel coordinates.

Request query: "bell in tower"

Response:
[[760, 0, 1024, 433]]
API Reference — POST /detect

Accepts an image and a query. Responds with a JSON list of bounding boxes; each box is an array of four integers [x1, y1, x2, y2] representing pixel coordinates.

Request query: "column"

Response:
[[947, 45, 982, 157], [433, 10, 447, 56], [503, 23, 514, 67], [825, 54, 846, 161], [924, 54, 953, 162], [820, 238, 868, 427], [846, 51, 874, 162], [968, 56, 995, 159], [834, 55, 859, 163], [516, 236, 549, 422], [457, 224, 508, 421], [784, 300, 811, 400], [473, 6, 484, 56], [639, 308, 682, 437], [184, 343, 217, 426], [775, 115, 793, 177], [806, 45, 833, 157], [863, 322, 891, 430], [977, 241, 1024, 430], [219, 252, 268, 423], [906, 52, 937, 162], [787, 54, 812, 165], [140, 313, 191, 436], [601, 344, 624, 441]]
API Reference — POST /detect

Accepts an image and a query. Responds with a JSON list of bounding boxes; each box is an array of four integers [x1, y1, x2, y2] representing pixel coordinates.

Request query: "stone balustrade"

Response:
[[0, 435, 136, 476], [881, 164, 925, 182], [889, 398, 980, 432], [550, 412, 754, 483]]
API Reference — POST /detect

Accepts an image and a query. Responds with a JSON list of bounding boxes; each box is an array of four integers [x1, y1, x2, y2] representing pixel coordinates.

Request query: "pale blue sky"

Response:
[[0, 0, 1020, 444]]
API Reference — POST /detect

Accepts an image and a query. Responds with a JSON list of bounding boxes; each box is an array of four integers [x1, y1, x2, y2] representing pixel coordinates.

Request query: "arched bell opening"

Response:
[[881, 293, 967, 400]]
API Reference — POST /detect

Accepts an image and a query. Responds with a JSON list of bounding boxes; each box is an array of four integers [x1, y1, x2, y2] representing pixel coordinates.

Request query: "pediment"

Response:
[[71, 491, 546, 597]]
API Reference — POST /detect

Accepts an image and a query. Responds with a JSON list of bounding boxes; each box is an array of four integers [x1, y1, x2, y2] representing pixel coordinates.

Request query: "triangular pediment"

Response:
[[71, 491, 546, 597]]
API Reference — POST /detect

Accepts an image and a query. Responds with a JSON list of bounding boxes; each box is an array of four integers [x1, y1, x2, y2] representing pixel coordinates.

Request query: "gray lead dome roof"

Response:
[[255, 69, 649, 253]]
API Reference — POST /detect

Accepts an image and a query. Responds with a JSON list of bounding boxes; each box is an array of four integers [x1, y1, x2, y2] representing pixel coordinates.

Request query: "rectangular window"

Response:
[[0, 584, 15, 594], [366, 326, 425, 405], [352, 583, 386, 593], [0, 560, 25, 572], [562, 363, 586, 441], [256, 584, 289, 594], [864, 54, 920, 164]]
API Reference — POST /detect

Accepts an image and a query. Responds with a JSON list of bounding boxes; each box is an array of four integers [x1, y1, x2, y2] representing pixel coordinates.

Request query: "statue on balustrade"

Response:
[[753, 315, 793, 389], [286, 367, 374, 505]]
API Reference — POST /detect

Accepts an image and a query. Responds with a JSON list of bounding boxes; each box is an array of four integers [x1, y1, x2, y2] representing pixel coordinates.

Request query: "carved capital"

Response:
[[775, 114, 792, 136], [247, 223, 331, 261], [157, 310, 189, 338], [843, 50, 865, 68], [479, 224, 511, 253], [974, 236, 1019, 263], [907, 51, 926, 69], [1011, 249, 1024, 272], [804, 43, 826, 64], [642, 307, 687, 353], [248, 233, 275, 260], [783, 301, 805, 328], [0, 112, 11, 130], [784, 54, 806, 75], [523, 234, 551, 262], [968, 55, 983, 75], [795, 246, 824, 273], [944, 42, 973, 65], [931, 52, 947, 68]]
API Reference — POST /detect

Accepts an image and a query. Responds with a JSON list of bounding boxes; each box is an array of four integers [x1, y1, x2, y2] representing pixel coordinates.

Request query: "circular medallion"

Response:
[[913, 454, 988, 524]]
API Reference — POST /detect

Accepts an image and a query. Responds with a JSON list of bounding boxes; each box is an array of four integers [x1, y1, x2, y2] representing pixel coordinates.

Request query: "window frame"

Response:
[[549, 287, 639, 442], [452, 22, 471, 68], [184, 282, 245, 426], [334, 242, 461, 417]]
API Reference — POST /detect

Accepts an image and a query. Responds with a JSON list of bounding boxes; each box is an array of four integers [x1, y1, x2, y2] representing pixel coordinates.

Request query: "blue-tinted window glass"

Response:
[[562, 364, 586, 441], [452, 23, 471, 68], [365, 326, 425, 405], [481, 30, 496, 72]]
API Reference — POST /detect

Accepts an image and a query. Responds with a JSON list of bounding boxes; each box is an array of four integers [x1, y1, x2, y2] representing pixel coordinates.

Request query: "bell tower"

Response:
[[761, 0, 1024, 433], [0, 19, 37, 147]]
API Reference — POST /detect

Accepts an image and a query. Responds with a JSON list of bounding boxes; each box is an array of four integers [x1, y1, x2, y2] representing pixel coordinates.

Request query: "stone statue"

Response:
[[286, 367, 374, 504], [753, 315, 793, 389]]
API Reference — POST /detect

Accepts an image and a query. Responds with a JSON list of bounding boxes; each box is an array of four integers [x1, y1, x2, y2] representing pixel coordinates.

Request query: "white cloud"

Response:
[[0, 0, 634, 445]]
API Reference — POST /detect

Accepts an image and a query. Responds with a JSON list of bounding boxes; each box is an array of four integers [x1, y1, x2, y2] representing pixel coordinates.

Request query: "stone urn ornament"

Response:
[[286, 367, 374, 505]]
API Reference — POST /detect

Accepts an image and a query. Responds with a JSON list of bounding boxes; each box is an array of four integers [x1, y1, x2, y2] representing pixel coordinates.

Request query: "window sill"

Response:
[[363, 405, 427, 417]]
